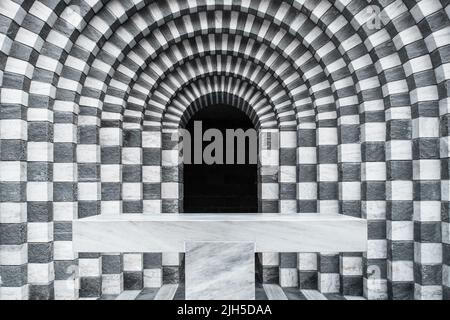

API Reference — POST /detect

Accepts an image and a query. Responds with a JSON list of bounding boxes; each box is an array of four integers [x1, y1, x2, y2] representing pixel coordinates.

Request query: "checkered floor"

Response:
[[81, 284, 366, 300]]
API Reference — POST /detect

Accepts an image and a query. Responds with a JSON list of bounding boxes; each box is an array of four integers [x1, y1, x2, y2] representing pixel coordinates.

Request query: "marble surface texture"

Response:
[[73, 213, 367, 253], [185, 241, 255, 300]]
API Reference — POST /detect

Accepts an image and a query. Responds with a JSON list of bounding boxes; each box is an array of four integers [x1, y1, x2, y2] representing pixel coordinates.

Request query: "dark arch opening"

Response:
[[183, 104, 258, 213]]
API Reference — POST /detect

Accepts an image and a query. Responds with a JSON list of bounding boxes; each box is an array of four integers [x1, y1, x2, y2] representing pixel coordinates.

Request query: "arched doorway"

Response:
[[183, 104, 258, 213]]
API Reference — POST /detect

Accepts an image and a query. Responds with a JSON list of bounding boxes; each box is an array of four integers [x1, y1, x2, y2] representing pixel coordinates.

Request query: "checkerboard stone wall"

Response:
[[1, 0, 450, 300]]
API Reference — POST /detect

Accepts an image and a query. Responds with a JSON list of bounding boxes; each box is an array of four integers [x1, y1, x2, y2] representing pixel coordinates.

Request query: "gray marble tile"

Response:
[[173, 284, 186, 300], [135, 288, 159, 300], [282, 287, 307, 300], [255, 283, 269, 300], [185, 241, 255, 300]]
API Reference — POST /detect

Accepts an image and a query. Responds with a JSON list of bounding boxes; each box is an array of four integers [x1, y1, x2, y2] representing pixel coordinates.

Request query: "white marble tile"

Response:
[[415, 284, 442, 300], [344, 295, 366, 300], [0, 285, 29, 300], [279, 131, 296, 148], [0, 244, 27, 265], [77, 182, 99, 201], [26, 182, 53, 202], [263, 284, 288, 300], [54, 241, 76, 260], [143, 200, 161, 214], [301, 290, 327, 300], [0, 161, 26, 181], [122, 183, 142, 200], [116, 290, 141, 300], [162, 252, 180, 266], [364, 278, 388, 300], [317, 164, 338, 181], [340, 256, 363, 276], [414, 243, 442, 264], [279, 200, 297, 213], [154, 284, 178, 300], [338, 143, 361, 162], [27, 142, 53, 162], [53, 202, 77, 221], [279, 166, 296, 183], [260, 150, 278, 166], [79, 258, 101, 277], [279, 268, 298, 287], [0, 203, 26, 223], [260, 252, 279, 266], [387, 221, 413, 241], [100, 127, 121, 146], [28, 263, 54, 284], [388, 261, 414, 282], [122, 148, 141, 164], [101, 165, 121, 182], [298, 253, 317, 270], [261, 183, 279, 200], [297, 183, 317, 200], [76, 145, 99, 163], [101, 201, 121, 216], [443, 265, 450, 287], [54, 123, 76, 143], [142, 131, 161, 148], [27, 222, 53, 242], [142, 166, 161, 183], [53, 163, 76, 182], [185, 241, 255, 300], [318, 273, 340, 293], [367, 239, 387, 259], [161, 182, 179, 199], [102, 274, 123, 295], [54, 280, 78, 300], [123, 253, 143, 271]]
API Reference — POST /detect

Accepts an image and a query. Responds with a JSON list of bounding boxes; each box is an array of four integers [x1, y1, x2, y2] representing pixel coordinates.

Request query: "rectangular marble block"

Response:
[[185, 241, 255, 300], [73, 214, 367, 253]]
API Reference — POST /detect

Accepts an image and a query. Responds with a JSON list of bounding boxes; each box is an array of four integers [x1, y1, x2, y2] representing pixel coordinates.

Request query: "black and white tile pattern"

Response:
[[0, 0, 449, 300]]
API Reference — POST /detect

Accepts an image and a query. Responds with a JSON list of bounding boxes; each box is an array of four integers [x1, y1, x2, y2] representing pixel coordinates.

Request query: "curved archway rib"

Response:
[[158, 75, 278, 130]]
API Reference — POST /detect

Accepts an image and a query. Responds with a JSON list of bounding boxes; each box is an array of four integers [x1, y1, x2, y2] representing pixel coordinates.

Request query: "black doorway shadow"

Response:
[[183, 104, 258, 213]]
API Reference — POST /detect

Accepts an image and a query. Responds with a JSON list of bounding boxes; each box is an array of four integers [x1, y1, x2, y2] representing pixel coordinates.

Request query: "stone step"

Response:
[[96, 285, 366, 300]]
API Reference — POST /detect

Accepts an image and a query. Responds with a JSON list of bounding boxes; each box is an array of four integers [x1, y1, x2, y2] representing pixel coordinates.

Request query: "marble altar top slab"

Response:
[[73, 213, 367, 253]]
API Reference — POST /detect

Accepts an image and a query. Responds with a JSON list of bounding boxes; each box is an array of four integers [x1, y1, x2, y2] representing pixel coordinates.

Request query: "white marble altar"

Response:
[[73, 213, 367, 253], [72, 213, 367, 300], [185, 241, 255, 300]]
